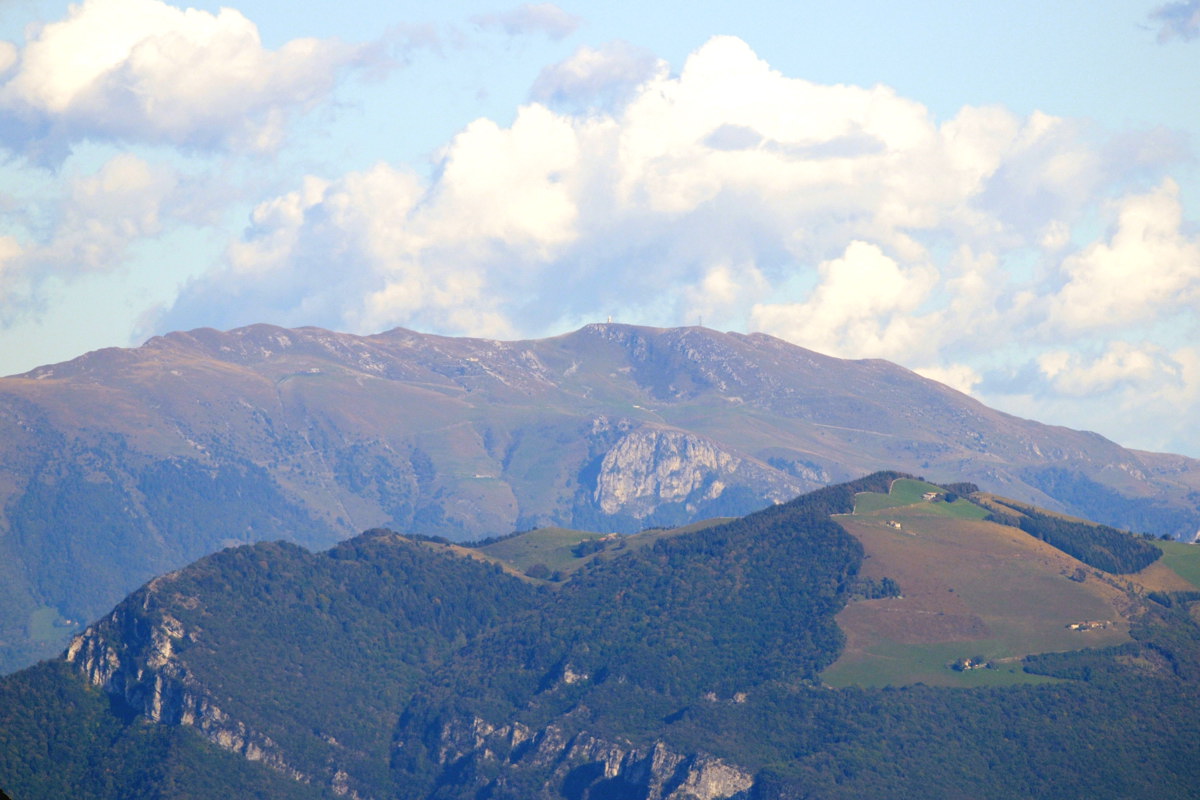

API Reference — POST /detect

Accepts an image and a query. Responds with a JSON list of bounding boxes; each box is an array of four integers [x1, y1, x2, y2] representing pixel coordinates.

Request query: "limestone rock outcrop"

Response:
[[593, 425, 804, 518], [429, 715, 755, 800], [64, 582, 301, 781]]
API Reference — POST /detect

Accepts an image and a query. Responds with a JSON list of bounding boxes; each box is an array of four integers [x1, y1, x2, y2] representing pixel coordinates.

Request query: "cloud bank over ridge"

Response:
[[154, 36, 1200, 455], [0, 0, 1196, 458]]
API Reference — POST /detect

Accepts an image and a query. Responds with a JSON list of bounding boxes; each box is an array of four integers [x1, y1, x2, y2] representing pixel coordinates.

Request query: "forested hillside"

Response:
[[3, 474, 1200, 798], [980, 495, 1163, 573]]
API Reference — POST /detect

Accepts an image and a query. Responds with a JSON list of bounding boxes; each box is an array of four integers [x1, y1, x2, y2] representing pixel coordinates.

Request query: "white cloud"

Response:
[[0, 0, 377, 159], [1037, 341, 1180, 395], [982, 341, 1200, 453], [1040, 220, 1072, 251], [473, 3, 580, 40], [914, 363, 982, 396], [424, 104, 582, 252], [0, 41, 15, 76], [150, 35, 1199, 454], [750, 241, 940, 360], [1048, 179, 1200, 331], [227, 175, 337, 277], [971, 112, 1104, 244], [682, 262, 769, 329], [39, 153, 179, 271], [531, 41, 661, 110], [164, 36, 1183, 350], [0, 153, 183, 324], [0, 235, 24, 304], [169, 158, 522, 336], [172, 98, 587, 335]]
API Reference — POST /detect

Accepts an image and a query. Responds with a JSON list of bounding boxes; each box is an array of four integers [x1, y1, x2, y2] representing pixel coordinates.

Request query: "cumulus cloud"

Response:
[[0, 235, 25, 306], [154, 35, 1200, 452], [0, 0, 379, 160], [1048, 179, 1200, 331], [1149, 0, 1200, 42], [1037, 342, 1181, 396], [973, 341, 1200, 452], [473, 3, 580, 40], [0, 153, 183, 323], [912, 367, 979, 398], [681, 262, 769, 330], [40, 154, 179, 271], [423, 105, 582, 252], [914, 363, 983, 396], [972, 112, 1103, 242], [168, 101, 587, 335], [750, 242, 941, 360], [165, 35, 1181, 341], [531, 41, 661, 110]]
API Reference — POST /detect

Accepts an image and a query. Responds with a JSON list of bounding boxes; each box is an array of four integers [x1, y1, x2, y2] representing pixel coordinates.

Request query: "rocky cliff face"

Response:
[[593, 426, 805, 517], [62, 576, 758, 800], [428, 714, 755, 800], [63, 581, 306, 785]]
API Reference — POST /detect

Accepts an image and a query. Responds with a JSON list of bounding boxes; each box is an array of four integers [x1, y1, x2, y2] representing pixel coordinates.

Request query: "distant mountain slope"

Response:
[[4, 475, 1200, 799], [2, 322, 1199, 672]]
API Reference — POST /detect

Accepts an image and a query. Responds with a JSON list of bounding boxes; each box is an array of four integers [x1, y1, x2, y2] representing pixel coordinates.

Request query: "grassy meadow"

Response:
[[826, 481, 1133, 687], [1155, 540, 1200, 589]]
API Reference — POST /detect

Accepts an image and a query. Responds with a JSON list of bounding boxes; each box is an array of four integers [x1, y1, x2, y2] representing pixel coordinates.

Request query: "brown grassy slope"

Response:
[[828, 509, 1127, 686], [826, 489, 1200, 687]]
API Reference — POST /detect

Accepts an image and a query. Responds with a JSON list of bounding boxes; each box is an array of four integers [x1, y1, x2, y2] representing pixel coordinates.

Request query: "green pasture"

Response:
[[853, 478, 989, 520], [28, 606, 71, 643], [823, 639, 1060, 688], [478, 516, 732, 579], [1155, 540, 1200, 589], [478, 527, 610, 573]]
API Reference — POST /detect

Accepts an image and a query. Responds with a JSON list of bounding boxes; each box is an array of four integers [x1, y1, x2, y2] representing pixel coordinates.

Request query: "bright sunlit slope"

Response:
[[826, 478, 1200, 688]]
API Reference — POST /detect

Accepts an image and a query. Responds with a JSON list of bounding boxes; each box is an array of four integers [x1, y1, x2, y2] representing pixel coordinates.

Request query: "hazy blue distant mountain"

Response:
[[2, 323, 1199, 671]]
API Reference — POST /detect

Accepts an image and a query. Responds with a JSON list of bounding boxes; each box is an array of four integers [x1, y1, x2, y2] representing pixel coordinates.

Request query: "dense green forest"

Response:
[[393, 474, 1200, 799], [984, 496, 1162, 573], [0, 662, 334, 800], [3, 472, 1200, 799], [3, 451, 332, 670]]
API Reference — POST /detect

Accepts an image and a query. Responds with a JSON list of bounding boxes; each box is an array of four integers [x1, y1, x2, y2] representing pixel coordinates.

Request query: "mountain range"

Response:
[[2, 322, 1199, 672]]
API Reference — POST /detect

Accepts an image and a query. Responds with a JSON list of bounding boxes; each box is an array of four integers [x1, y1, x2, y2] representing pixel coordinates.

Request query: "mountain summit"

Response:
[[1, 323, 1198, 671]]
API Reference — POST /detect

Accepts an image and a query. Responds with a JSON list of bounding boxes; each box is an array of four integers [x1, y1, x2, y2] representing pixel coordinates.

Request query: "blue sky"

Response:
[[1, 0, 1199, 457]]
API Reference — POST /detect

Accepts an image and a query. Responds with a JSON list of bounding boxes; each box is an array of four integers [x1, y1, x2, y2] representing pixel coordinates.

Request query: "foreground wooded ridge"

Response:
[[3, 473, 1199, 799]]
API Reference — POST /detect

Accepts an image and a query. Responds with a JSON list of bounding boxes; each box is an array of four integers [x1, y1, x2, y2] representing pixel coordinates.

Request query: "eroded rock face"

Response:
[[429, 715, 755, 800], [64, 585, 300, 781], [594, 427, 803, 518]]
